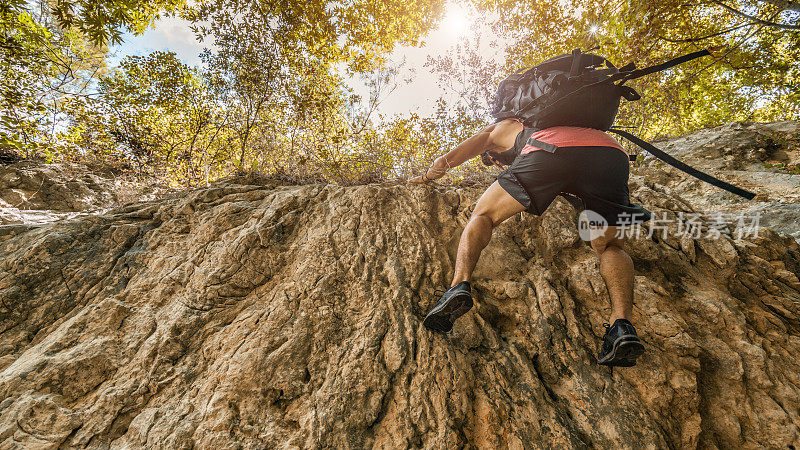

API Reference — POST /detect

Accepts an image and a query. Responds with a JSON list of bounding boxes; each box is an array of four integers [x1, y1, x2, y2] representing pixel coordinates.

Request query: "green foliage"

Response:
[[1, 0, 179, 156], [186, 0, 445, 73], [171, 0, 451, 183], [2, 1, 71, 155], [56, 0, 454, 186], [50, 0, 184, 45], [3, 0, 799, 188], [762, 161, 800, 175], [63, 52, 228, 185]]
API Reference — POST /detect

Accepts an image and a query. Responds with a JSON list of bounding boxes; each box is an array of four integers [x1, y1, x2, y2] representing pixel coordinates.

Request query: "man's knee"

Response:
[[469, 208, 500, 229], [590, 225, 626, 255], [591, 234, 625, 256]]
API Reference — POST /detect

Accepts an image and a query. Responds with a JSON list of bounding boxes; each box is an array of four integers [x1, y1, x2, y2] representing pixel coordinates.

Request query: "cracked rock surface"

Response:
[[0, 162, 171, 225], [635, 120, 800, 240], [1, 175, 799, 448]]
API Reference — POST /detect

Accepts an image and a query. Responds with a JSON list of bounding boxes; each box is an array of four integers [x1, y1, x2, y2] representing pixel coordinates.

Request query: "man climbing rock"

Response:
[[408, 120, 651, 367]]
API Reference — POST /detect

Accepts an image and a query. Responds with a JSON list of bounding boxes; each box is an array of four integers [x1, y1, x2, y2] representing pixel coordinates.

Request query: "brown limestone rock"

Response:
[[0, 177, 798, 448]]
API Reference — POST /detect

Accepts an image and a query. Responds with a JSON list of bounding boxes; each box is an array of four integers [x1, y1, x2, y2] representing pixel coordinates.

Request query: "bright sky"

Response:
[[110, 3, 507, 117]]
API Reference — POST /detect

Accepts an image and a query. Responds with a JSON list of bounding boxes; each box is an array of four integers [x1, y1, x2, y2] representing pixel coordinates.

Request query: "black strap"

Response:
[[569, 48, 582, 78], [619, 86, 641, 101], [571, 67, 618, 82], [526, 137, 558, 153], [621, 49, 711, 81], [608, 129, 756, 200]]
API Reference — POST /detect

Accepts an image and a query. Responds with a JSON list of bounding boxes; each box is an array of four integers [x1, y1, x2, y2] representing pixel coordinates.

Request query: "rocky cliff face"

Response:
[[635, 121, 800, 240], [1, 168, 799, 448], [0, 162, 171, 226]]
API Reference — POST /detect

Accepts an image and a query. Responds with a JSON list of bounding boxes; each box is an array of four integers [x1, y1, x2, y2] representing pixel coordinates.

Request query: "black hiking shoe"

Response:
[[597, 319, 645, 367], [422, 281, 473, 333]]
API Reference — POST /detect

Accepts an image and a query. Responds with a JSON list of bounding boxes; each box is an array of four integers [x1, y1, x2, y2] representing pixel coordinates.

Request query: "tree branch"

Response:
[[658, 22, 755, 42], [711, 0, 800, 29], [758, 0, 800, 13]]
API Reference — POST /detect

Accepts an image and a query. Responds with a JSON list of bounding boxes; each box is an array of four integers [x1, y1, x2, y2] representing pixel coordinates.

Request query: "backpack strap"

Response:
[[620, 49, 712, 82], [569, 48, 583, 78], [608, 128, 756, 200], [526, 137, 559, 153]]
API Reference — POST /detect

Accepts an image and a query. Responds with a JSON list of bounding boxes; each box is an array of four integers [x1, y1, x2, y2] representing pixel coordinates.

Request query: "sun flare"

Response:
[[441, 6, 471, 37]]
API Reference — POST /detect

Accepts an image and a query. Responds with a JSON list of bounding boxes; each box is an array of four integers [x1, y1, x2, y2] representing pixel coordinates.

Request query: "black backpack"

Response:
[[484, 48, 756, 200]]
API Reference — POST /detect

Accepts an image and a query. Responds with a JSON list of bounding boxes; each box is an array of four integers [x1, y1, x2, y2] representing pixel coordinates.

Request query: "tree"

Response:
[[185, 0, 449, 177], [1, 0, 183, 156], [64, 52, 226, 185]]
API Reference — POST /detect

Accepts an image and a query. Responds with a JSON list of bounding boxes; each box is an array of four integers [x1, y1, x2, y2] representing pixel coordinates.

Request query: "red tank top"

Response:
[[520, 126, 627, 156]]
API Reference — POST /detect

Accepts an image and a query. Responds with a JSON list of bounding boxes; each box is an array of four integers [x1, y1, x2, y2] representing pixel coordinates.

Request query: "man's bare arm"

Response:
[[409, 119, 523, 183]]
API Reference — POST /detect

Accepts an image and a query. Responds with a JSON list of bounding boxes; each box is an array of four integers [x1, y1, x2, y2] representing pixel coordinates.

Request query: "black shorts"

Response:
[[496, 132, 651, 226]]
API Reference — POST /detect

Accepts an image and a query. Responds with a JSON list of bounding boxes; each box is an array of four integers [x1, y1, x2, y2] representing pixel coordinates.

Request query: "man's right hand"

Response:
[[407, 175, 431, 184]]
